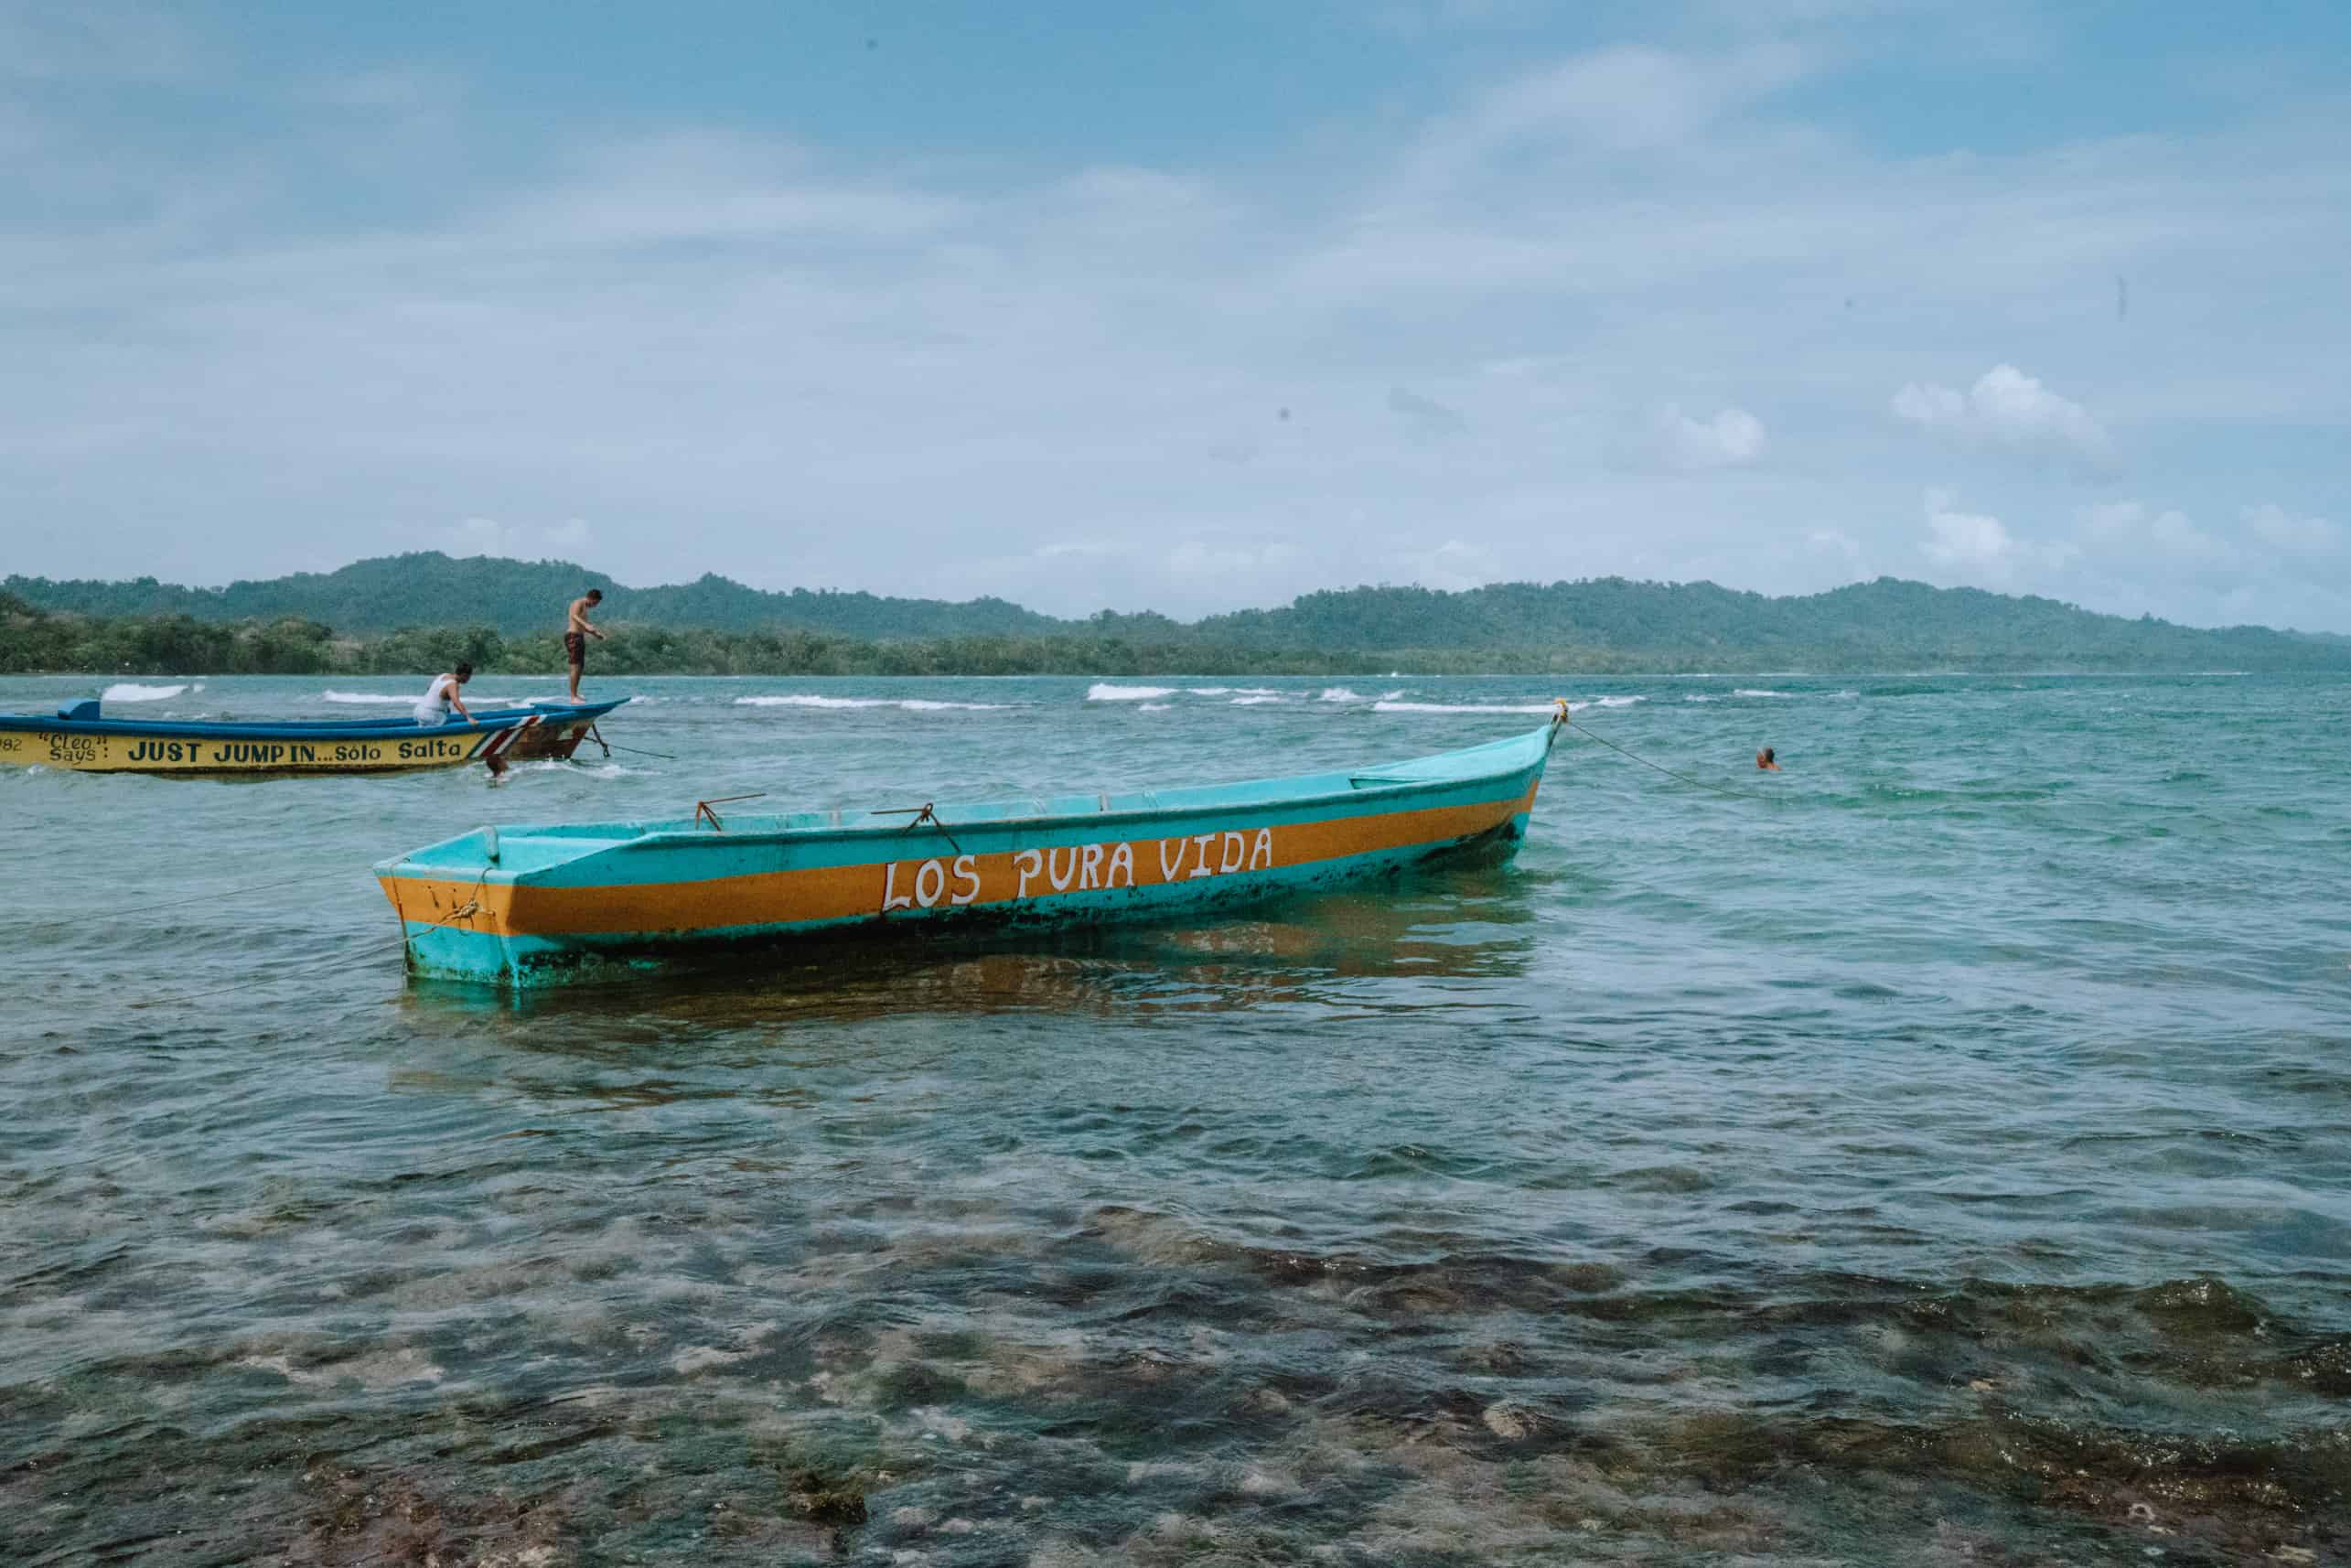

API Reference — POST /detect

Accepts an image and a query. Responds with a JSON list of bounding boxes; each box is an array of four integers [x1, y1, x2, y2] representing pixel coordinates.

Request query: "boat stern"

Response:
[[503, 698, 629, 763], [375, 818, 652, 983]]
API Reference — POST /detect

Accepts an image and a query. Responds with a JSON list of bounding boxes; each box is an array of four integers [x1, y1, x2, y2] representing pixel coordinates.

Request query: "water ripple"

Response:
[[3, 671, 2347, 1563]]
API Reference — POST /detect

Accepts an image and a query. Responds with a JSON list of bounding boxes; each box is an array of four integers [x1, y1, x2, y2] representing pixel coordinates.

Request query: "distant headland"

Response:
[[5, 553, 2346, 676]]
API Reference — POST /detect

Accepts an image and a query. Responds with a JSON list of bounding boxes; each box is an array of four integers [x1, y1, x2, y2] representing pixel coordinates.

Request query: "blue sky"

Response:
[[3, 0, 2346, 628]]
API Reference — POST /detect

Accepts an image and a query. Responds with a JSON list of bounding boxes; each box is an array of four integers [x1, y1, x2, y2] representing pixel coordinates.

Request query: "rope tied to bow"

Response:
[[1555, 702, 1786, 803], [588, 723, 678, 762]]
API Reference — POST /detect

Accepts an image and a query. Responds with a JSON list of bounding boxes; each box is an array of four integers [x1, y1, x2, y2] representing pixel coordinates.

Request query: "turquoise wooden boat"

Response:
[[0, 696, 628, 776], [377, 709, 1567, 984]]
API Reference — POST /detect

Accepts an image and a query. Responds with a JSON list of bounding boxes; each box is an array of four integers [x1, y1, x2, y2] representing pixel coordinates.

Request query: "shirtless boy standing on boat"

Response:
[[564, 589, 606, 702]]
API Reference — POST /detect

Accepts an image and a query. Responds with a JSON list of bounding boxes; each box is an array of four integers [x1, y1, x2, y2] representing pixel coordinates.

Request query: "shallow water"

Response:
[[3, 672, 2347, 1565]]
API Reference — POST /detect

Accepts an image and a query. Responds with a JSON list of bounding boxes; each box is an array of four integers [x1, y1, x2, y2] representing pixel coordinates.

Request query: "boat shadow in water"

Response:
[[396, 858, 1550, 1031]]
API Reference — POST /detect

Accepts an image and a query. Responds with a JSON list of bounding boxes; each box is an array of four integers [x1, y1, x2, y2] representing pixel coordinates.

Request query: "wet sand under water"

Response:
[[3, 672, 2347, 1565]]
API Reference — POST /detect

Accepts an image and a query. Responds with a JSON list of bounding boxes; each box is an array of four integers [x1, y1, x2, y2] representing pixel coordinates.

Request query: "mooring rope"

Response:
[[1562, 714, 1786, 803], [126, 877, 313, 915], [377, 854, 499, 973], [585, 723, 677, 761], [124, 935, 416, 1008]]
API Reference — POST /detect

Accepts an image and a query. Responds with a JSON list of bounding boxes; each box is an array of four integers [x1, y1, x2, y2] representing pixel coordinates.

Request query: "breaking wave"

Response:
[[1088, 683, 1178, 702], [321, 691, 413, 705], [1138, 703, 1172, 712], [102, 682, 190, 702], [1735, 688, 1791, 698], [1375, 701, 1558, 714], [1371, 695, 1642, 715], [1231, 695, 1283, 705], [733, 695, 1004, 711], [509, 760, 632, 778]]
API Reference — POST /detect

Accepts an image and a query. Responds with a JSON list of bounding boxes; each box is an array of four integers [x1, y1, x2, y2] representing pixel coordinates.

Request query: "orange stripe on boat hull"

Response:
[[382, 783, 1539, 940]]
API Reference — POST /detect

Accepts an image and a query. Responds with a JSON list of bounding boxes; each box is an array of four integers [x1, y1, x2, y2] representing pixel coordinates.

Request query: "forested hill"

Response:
[[6, 553, 2347, 671], [1168, 579, 2346, 670], [3, 553, 1065, 640]]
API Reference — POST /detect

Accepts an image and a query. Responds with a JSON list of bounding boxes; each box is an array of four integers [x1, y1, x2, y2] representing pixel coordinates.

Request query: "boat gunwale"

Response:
[[0, 698, 627, 742], [378, 723, 1559, 874]]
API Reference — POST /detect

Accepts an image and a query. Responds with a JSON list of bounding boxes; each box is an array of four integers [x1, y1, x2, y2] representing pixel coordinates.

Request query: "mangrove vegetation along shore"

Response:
[[10, 553, 2351, 672], [5, 590, 2350, 678], [0, 602, 1590, 676]]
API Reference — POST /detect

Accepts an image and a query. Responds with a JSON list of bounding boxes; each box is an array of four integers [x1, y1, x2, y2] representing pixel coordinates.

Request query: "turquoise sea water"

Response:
[[3, 671, 2346, 1565]]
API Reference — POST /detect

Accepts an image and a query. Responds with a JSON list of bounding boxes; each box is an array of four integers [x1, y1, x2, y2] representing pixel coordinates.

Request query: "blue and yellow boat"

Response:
[[0, 696, 627, 775], [378, 709, 1566, 983]]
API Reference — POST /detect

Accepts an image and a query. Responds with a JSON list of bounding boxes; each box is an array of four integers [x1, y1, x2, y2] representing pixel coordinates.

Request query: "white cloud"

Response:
[[1922, 502, 2013, 570], [491, 131, 965, 251], [1035, 540, 1123, 561], [1057, 165, 1229, 223], [2243, 502, 2335, 554], [2082, 500, 2200, 546], [1390, 538, 1502, 591], [441, 516, 518, 556], [1918, 489, 2075, 585], [2077, 500, 2235, 578], [2056, 498, 2351, 628], [1633, 403, 1766, 471], [440, 516, 595, 557], [1407, 42, 1808, 185], [1807, 527, 1863, 564], [1165, 539, 1302, 580], [1892, 364, 2114, 476]]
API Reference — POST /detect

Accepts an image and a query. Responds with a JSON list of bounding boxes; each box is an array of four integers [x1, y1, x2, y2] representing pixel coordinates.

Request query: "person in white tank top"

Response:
[[414, 661, 478, 725]]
